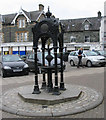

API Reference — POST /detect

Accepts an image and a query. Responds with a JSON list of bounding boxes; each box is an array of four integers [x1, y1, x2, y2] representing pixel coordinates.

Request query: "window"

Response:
[[28, 53, 34, 59], [84, 24, 89, 30], [74, 52, 78, 56], [17, 33, 20, 42], [21, 33, 24, 42], [24, 33, 28, 41], [22, 19, 25, 27], [0, 33, 3, 42], [0, 23, 2, 31], [70, 36, 76, 42], [104, 32, 106, 37], [18, 19, 25, 28], [16, 32, 28, 42], [67, 25, 70, 31], [69, 52, 75, 56], [85, 36, 90, 42]]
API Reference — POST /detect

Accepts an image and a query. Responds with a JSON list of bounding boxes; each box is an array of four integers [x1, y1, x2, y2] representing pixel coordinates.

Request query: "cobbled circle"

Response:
[[0, 84, 103, 117]]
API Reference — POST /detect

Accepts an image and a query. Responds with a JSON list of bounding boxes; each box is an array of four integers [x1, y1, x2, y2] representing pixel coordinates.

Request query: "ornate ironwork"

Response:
[[32, 7, 66, 95]]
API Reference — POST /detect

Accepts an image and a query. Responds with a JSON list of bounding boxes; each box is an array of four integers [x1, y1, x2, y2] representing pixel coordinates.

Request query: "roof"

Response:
[[2, 9, 44, 24], [60, 17, 101, 32], [2, 13, 17, 24]]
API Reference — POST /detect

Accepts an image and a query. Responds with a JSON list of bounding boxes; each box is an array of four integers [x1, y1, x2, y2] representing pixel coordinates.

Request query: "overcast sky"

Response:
[[0, 0, 105, 19]]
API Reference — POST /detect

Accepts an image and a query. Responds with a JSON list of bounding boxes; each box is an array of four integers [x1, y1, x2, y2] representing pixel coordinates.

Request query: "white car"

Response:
[[68, 50, 106, 67]]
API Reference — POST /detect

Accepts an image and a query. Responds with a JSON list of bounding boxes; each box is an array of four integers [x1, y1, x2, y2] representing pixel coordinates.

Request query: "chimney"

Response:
[[39, 4, 44, 11], [98, 11, 102, 18]]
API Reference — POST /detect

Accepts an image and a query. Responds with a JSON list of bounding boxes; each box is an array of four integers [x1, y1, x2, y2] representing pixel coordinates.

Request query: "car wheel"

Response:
[[86, 60, 92, 67], [70, 60, 75, 66], [1, 70, 6, 78], [25, 71, 29, 75]]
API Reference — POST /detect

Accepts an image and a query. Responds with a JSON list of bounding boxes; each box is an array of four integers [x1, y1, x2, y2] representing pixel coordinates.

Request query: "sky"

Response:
[[0, 0, 105, 19]]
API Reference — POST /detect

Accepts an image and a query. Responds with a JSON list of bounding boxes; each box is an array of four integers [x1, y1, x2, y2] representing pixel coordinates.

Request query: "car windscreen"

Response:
[[98, 51, 105, 56], [37, 52, 54, 61], [84, 51, 98, 56], [3, 55, 22, 62]]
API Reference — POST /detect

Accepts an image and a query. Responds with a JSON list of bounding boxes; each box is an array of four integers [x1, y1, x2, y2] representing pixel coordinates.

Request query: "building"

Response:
[[0, 5, 103, 54], [0, 4, 45, 55], [61, 12, 102, 51], [100, 14, 104, 50], [100, 1, 106, 50], [104, 1, 106, 50], [0, 14, 2, 54]]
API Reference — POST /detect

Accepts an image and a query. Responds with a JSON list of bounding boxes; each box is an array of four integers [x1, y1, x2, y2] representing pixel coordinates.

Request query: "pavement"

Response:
[[0, 63, 105, 118], [0, 84, 103, 117]]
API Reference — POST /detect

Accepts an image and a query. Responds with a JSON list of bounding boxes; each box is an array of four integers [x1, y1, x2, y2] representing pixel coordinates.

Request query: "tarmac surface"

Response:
[[0, 63, 105, 118]]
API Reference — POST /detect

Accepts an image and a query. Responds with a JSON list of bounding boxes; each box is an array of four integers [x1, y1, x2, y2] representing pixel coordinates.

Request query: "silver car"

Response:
[[68, 50, 106, 67]]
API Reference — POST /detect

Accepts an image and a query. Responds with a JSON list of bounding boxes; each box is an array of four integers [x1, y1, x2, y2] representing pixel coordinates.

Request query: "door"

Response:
[[73, 52, 78, 65], [82, 53, 87, 65]]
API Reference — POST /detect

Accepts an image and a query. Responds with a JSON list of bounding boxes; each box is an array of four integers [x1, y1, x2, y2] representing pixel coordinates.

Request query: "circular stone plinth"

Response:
[[0, 84, 103, 117]]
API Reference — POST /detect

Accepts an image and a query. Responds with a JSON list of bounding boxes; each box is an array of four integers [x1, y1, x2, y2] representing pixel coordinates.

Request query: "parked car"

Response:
[[93, 50, 106, 58], [68, 50, 106, 67], [20, 55, 27, 61], [57, 52, 70, 62], [51, 48, 69, 62], [25, 52, 66, 72], [1, 55, 29, 78]]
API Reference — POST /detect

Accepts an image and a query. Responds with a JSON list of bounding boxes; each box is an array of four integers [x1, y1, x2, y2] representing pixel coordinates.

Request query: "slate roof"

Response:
[[2, 9, 101, 32], [2, 13, 17, 24], [60, 17, 101, 32], [29, 10, 43, 21], [2, 9, 44, 24]]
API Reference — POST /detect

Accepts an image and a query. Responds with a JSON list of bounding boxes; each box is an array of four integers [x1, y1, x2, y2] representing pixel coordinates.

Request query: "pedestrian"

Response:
[[77, 48, 83, 68]]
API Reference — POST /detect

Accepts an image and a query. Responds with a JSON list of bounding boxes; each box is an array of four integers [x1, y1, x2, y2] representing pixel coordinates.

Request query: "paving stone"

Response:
[[0, 84, 103, 117]]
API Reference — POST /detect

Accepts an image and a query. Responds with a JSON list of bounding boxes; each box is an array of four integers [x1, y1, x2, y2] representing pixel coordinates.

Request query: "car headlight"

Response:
[[24, 64, 29, 68], [4, 66, 11, 69]]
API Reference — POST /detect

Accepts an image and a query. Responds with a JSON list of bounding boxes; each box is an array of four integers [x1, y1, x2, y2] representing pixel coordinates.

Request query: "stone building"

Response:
[[0, 14, 2, 54], [61, 12, 102, 51], [100, 1, 106, 50], [0, 5, 103, 54], [1, 4, 45, 55]]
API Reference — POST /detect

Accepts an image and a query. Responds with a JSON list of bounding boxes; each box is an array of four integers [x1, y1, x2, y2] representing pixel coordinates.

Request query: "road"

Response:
[[0, 62, 105, 119]]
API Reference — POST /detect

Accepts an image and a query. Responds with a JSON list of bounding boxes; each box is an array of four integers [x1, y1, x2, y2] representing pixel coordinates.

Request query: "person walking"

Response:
[[77, 48, 83, 68]]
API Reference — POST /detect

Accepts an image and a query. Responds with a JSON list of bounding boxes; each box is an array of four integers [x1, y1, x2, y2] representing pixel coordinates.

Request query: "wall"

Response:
[[2, 23, 34, 43], [64, 31, 99, 43]]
